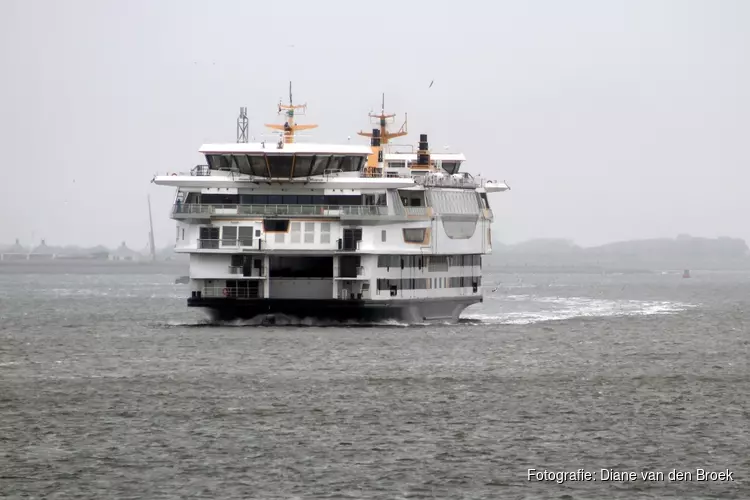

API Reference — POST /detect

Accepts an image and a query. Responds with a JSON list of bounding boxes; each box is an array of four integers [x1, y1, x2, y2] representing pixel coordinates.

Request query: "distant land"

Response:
[[488, 234, 750, 272], [2, 234, 748, 272], [0, 239, 186, 263]]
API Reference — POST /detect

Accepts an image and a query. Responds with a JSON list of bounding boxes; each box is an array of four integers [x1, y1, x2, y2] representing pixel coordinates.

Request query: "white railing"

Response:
[[228, 266, 265, 277], [404, 206, 429, 216], [414, 174, 479, 188], [202, 286, 262, 299], [174, 204, 388, 217]]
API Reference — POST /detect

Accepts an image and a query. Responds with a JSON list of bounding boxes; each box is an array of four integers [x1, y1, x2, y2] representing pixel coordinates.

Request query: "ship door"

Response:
[[242, 256, 253, 277], [341, 228, 362, 251]]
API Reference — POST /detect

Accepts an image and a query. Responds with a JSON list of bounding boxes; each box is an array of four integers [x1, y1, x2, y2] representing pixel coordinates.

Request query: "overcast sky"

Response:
[[1, 0, 748, 249]]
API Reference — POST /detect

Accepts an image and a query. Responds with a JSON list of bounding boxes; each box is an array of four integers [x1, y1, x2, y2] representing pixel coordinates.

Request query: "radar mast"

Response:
[[357, 93, 408, 145], [264, 82, 318, 144]]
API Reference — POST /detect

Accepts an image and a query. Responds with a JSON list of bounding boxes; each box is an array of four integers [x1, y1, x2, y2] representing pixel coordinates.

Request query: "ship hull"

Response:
[[188, 296, 482, 323]]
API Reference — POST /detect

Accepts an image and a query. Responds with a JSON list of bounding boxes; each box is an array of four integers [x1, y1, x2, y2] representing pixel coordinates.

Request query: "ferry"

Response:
[[151, 86, 510, 322]]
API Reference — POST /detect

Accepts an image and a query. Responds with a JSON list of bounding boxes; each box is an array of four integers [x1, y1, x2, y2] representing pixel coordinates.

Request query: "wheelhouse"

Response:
[[200, 143, 372, 179]]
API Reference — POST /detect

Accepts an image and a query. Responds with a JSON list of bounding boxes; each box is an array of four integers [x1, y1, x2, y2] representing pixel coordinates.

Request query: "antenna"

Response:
[[264, 81, 318, 144], [236, 107, 248, 143], [357, 92, 408, 144], [147, 195, 156, 262]]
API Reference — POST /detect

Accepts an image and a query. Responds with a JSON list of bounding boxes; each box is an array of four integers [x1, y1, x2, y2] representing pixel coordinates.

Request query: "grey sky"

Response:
[[2, 0, 748, 248]]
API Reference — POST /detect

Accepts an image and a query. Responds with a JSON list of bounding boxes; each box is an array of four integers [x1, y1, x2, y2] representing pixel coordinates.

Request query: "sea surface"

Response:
[[1, 261, 748, 499]]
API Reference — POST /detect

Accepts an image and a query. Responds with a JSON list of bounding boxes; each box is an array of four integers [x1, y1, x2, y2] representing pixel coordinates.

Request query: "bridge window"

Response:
[[206, 154, 366, 177], [403, 228, 427, 244], [266, 156, 294, 178], [310, 156, 331, 176], [327, 156, 343, 172], [340, 156, 364, 172], [263, 219, 289, 232], [442, 161, 461, 175], [206, 154, 233, 170], [293, 155, 314, 177], [234, 155, 250, 173], [247, 156, 267, 176]]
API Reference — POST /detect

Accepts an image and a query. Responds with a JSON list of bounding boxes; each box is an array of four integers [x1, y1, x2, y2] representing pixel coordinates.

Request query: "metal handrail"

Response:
[[414, 174, 479, 188], [191, 165, 211, 176], [197, 239, 254, 249], [198, 239, 220, 249], [404, 206, 428, 216], [228, 265, 265, 276], [174, 203, 389, 217], [202, 286, 262, 299]]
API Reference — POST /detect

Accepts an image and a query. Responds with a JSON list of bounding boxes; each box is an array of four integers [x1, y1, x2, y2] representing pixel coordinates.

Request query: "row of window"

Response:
[[384, 160, 461, 174], [205, 154, 366, 178], [376, 276, 482, 292], [213, 222, 332, 245], [189, 193, 384, 207], [377, 254, 482, 269], [192, 223, 430, 247]]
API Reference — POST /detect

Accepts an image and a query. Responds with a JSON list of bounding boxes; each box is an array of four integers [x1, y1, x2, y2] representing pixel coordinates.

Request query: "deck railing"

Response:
[[201, 286, 262, 299], [197, 239, 260, 250], [404, 206, 429, 216], [228, 266, 265, 277], [174, 203, 388, 217]]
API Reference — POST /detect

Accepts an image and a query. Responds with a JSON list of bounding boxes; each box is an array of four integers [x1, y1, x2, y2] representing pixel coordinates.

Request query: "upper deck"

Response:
[[152, 91, 511, 194], [200, 142, 372, 179], [382, 152, 466, 175]]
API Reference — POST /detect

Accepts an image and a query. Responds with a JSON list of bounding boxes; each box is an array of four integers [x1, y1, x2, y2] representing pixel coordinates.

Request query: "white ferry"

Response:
[[152, 87, 509, 322]]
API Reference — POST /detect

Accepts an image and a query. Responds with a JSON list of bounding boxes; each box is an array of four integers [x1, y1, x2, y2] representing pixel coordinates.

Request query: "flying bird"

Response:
[[429, 80, 434, 88]]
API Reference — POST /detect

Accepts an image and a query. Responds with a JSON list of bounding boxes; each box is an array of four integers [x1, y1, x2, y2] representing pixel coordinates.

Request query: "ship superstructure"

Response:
[[152, 87, 509, 322]]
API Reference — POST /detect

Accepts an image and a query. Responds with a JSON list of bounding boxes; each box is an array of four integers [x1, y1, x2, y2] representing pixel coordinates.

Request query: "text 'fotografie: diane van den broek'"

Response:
[[528, 468, 734, 484]]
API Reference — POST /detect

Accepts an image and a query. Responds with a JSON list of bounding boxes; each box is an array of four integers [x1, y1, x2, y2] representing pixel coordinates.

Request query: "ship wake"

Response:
[[462, 295, 697, 325]]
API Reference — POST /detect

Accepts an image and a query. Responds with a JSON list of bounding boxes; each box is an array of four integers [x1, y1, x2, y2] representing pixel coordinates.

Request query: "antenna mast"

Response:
[[147, 195, 156, 262], [264, 81, 318, 144], [236, 107, 248, 143], [357, 92, 408, 145]]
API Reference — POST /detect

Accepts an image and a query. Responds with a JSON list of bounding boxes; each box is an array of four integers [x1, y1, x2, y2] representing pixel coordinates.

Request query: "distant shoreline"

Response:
[[0, 259, 188, 275]]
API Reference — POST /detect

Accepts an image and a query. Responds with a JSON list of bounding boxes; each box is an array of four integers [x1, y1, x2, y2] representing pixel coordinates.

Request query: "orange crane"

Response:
[[265, 82, 318, 144]]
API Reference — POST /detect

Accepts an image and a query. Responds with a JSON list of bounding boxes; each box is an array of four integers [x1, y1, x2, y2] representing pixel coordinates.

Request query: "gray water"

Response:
[[1, 262, 748, 499]]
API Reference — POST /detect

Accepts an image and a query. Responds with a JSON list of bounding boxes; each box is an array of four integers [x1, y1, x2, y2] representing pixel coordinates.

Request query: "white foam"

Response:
[[465, 296, 696, 325]]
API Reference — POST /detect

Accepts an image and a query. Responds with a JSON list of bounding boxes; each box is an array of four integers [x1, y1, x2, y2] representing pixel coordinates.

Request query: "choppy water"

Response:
[[1, 262, 748, 499]]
